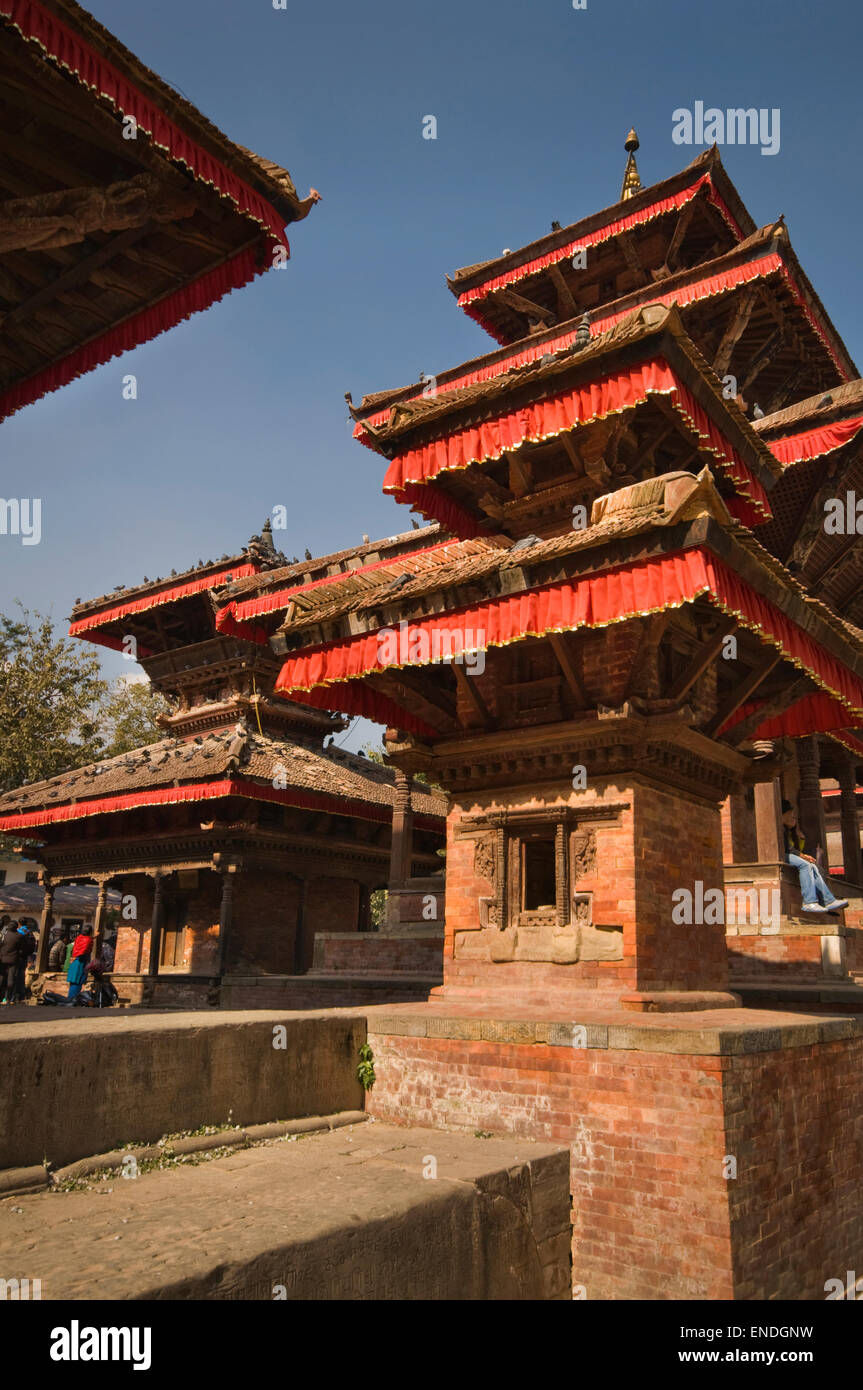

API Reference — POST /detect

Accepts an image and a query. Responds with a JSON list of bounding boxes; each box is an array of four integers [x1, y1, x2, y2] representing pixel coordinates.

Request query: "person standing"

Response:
[[65, 926, 93, 1005], [0, 922, 36, 1004]]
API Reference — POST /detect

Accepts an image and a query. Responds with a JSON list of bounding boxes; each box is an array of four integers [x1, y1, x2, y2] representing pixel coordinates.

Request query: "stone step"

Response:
[[0, 1123, 571, 1301]]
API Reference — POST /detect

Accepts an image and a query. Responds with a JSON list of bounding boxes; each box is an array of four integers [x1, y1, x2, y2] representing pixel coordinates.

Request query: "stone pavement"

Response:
[[0, 1121, 571, 1300]]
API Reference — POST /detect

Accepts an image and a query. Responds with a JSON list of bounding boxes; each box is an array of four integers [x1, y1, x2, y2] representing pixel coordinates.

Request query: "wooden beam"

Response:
[[615, 230, 649, 285], [705, 651, 781, 738], [666, 618, 737, 701], [0, 222, 156, 331], [0, 175, 196, 254], [367, 673, 456, 736], [664, 197, 699, 271], [548, 263, 578, 318], [453, 663, 492, 728], [492, 286, 556, 325], [738, 326, 786, 396], [507, 450, 534, 498], [549, 633, 589, 709], [383, 665, 458, 724], [712, 288, 757, 378], [723, 675, 813, 748], [559, 431, 583, 474]]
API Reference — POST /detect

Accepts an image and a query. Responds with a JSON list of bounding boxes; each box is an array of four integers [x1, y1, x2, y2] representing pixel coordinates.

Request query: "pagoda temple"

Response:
[[181, 138, 863, 1298], [0, 0, 319, 423], [210, 143, 862, 1015], [0, 523, 446, 1007]]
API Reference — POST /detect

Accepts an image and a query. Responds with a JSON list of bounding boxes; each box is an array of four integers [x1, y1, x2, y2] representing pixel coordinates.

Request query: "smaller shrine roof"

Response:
[[0, 725, 446, 833]]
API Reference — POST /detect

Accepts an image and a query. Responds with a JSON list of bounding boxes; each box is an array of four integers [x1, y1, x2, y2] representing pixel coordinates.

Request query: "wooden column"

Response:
[[217, 868, 235, 977], [293, 876, 307, 973], [754, 778, 784, 863], [837, 759, 862, 885], [147, 872, 164, 977], [92, 880, 109, 959], [796, 735, 827, 860], [726, 792, 757, 863], [388, 770, 415, 887], [35, 877, 55, 973]]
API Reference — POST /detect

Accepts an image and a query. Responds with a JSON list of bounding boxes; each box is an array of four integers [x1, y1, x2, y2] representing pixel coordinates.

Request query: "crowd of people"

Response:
[[0, 916, 117, 1007]]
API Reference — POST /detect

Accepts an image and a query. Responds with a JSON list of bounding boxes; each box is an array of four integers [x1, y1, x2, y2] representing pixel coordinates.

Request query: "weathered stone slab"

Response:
[[0, 1124, 571, 1301]]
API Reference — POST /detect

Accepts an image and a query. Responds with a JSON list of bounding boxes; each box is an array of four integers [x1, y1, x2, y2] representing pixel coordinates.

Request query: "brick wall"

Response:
[[366, 1029, 734, 1299], [632, 779, 728, 993], [724, 1034, 863, 1299], [442, 773, 728, 1002], [311, 933, 443, 976], [367, 1022, 863, 1300], [727, 934, 825, 980], [230, 871, 300, 974]]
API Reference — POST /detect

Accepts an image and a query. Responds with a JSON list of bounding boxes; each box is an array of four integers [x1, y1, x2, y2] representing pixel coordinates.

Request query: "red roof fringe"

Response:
[[274, 547, 863, 730], [355, 254, 848, 447], [69, 562, 259, 639], [455, 173, 743, 317], [381, 358, 772, 529], [766, 415, 863, 467], [0, 776, 443, 833], [0, 249, 268, 425]]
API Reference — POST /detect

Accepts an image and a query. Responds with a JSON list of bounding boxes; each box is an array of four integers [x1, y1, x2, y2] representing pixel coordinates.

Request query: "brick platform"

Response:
[[364, 1001, 863, 1300]]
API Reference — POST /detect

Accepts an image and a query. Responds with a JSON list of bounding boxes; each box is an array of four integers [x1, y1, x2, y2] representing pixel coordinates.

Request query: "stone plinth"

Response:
[[364, 1001, 863, 1300]]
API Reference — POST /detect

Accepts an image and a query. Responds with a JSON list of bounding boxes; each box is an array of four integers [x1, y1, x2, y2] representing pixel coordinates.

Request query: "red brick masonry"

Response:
[[365, 1003, 863, 1300]]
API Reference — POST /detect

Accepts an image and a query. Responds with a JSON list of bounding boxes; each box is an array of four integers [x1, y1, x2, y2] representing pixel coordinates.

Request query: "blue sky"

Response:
[[2, 0, 861, 751]]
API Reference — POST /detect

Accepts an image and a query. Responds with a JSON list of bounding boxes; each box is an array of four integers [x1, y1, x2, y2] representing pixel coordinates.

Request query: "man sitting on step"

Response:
[[782, 799, 849, 914]]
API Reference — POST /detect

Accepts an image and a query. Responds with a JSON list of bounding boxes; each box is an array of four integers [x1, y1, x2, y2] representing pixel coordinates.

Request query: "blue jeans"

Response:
[[787, 853, 839, 906]]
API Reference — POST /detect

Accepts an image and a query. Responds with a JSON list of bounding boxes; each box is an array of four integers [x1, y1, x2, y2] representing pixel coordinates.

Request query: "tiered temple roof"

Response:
[[230, 141, 863, 771]]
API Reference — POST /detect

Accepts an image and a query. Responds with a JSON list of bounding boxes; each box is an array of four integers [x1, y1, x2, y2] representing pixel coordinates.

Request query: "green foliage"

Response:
[[369, 888, 388, 929], [0, 604, 108, 795], [99, 679, 171, 759], [357, 1042, 376, 1091], [0, 607, 170, 831]]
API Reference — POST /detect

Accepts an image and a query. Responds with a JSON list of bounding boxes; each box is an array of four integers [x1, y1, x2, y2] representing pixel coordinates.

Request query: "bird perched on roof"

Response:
[[816, 393, 834, 409], [752, 404, 765, 420], [551, 221, 561, 231]]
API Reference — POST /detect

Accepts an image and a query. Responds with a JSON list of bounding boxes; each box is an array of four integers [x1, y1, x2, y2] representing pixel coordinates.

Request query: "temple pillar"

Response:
[[92, 880, 109, 959], [754, 778, 784, 863], [35, 876, 55, 973], [389, 769, 414, 883], [217, 867, 235, 976], [836, 757, 862, 885], [385, 770, 414, 929], [796, 735, 827, 861], [147, 872, 164, 976], [293, 876, 307, 973]]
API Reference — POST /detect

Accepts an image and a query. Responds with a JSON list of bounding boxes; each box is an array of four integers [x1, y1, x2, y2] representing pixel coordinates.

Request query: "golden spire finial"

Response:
[[621, 127, 642, 201]]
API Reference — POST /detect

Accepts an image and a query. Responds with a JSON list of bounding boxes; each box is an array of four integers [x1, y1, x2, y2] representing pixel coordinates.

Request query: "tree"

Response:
[[0, 605, 108, 794], [99, 679, 171, 759]]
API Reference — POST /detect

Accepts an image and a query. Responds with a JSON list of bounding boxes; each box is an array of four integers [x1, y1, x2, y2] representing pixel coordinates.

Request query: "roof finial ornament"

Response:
[[621, 127, 642, 202]]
